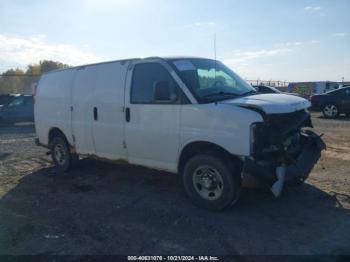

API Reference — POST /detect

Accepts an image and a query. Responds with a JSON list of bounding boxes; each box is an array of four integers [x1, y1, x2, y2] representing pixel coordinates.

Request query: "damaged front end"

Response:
[[243, 109, 326, 197]]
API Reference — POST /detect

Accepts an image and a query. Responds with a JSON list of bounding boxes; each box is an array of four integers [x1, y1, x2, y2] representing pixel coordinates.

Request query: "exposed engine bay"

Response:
[[251, 109, 313, 159], [244, 109, 326, 197]]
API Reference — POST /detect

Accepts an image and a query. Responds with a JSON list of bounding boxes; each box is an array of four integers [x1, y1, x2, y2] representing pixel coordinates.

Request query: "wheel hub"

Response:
[[192, 166, 224, 200], [201, 175, 217, 190], [324, 105, 338, 117], [54, 144, 66, 165]]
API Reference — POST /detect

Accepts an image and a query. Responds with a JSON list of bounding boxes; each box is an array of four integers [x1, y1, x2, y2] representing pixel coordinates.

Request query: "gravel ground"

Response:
[[0, 114, 349, 255]]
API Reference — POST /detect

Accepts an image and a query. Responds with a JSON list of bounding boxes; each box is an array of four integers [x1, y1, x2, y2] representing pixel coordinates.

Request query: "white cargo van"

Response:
[[34, 57, 325, 210]]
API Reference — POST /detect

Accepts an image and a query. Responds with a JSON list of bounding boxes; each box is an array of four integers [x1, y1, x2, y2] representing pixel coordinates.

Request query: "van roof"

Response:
[[40, 56, 211, 76], [41, 58, 141, 76]]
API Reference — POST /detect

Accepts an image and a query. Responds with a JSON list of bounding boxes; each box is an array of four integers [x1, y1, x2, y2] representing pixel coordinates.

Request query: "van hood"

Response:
[[219, 94, 311, 114]]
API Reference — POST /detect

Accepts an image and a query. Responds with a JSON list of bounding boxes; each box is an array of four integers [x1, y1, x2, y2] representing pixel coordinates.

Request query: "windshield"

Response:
[[266, 86, 281, 93], [168, 58, 255, 103]]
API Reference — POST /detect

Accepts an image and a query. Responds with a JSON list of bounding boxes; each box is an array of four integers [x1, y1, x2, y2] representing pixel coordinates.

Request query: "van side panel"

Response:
[[91, 62, 129, 160], [35, 70, 75, 145], [179, 103, 263, 158], [71, 66, 98, 155]]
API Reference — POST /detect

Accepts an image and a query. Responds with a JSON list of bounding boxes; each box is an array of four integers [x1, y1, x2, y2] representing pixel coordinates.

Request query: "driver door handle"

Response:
[[93, 107, 98, 121], [125, 107, 130, 122]]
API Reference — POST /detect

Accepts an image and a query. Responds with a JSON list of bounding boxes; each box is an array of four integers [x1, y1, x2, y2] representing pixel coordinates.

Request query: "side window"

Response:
[[259, 86, 269, 93], [343, 88, 350, 96], [325, 82, 330, 91], [131, 63, 185, 104]]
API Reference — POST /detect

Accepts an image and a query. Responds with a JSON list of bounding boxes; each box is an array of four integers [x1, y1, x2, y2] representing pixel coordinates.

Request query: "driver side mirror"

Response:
[[153, 81, 177, 102]]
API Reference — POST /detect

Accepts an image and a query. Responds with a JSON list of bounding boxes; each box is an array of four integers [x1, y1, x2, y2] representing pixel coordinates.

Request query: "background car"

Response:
[[0, 95, 34, 125], [253, 85, 299, 96], [310, 87, 350, 118]]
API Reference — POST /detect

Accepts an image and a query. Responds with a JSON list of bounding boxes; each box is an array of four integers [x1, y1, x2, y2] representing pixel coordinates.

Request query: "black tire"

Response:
[[322, 104, 339, 118], [183, 153, 241, 211], [285, 177, 305, 187], [50, 135, 79, 172]]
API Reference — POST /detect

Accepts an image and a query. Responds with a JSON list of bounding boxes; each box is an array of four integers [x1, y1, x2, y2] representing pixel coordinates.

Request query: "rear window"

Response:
[[6, 96, 32, 107], [7, 97, 25, 107], [330, 87, 350, 95]]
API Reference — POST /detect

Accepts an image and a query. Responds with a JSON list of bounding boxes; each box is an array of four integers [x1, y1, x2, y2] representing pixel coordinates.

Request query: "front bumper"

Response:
[[243, 130, 326, 187], [310, 103, 322, 112]]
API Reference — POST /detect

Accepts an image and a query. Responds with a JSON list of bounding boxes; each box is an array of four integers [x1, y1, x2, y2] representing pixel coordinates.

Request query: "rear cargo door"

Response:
[[71, 66, 97, 155], [90, 62, 128, 160]]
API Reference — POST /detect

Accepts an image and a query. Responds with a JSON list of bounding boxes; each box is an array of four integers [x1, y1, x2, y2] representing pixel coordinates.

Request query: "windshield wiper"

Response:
[[203, 92, 239, 98]]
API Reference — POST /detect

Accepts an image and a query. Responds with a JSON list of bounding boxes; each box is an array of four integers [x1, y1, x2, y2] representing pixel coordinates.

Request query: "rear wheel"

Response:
[[50, 135, 78, 172], [322, 104, 339, 118], [183, 153, 241, 211]]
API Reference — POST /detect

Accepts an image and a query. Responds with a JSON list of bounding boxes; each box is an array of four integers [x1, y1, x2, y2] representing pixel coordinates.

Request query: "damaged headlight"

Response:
[[250, 122, 266, 155]]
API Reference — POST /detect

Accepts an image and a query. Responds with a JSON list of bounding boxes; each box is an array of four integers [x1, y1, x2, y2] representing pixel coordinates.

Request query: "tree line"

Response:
[[0, 60, 69, 94]]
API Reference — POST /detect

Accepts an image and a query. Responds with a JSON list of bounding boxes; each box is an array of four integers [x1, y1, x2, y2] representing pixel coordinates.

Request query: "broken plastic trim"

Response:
[[243, 130, 326, 188], [250, 110, 313, 156]]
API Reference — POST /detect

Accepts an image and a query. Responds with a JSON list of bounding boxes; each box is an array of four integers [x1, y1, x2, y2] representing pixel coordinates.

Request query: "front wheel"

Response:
[[322, 104, 339, 118], [183, 154, 241, 211], [50, 135, 79, 172]]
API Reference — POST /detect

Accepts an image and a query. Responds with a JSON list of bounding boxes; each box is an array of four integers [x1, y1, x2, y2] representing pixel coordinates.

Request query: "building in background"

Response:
[[288, 81, 340, 98]]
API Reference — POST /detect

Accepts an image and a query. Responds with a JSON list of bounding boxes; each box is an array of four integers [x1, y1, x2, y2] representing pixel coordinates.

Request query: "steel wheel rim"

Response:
[[324, 105, 338, 117], [54, 144, 66, 166], [192, 165, 224, 201]]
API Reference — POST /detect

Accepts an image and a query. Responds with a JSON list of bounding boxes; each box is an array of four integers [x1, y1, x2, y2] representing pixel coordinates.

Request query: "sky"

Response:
[[0, 0, 349, 81]]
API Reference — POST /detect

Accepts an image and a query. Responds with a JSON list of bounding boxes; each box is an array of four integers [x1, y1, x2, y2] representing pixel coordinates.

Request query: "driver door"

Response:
[[124, 61, 184, 172]]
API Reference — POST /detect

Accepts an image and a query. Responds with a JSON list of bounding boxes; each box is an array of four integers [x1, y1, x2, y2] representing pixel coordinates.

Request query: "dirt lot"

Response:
[[0, 113, 349, 255]]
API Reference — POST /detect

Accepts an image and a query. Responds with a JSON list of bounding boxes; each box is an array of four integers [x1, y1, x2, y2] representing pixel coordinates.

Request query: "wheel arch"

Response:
[[177, 141, 243, 175], [48, 127, 73, 147]]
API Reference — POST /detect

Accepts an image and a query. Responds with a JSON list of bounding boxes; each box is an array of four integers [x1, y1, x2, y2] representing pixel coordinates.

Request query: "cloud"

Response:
[[310, 40, 321, 44], [277, 42, 303, 47], [224, 48, 292, 64], [0, 34, 101, 69], [331, 32, 347, 37], [277, 40, 322, 47], [304, 6, 321, 11], [184, 22, 216, 28]]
